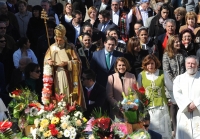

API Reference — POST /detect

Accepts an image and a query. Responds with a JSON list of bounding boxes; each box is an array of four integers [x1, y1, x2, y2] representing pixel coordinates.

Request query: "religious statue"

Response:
[[44, 24, 86, 109]]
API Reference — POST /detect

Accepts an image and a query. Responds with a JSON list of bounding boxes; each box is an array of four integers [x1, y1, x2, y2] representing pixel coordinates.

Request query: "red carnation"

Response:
[[12, 90, 22, 96], [132, 84, 138, 91], [138, 87, 145, 94], [51, 128, 58, 136], [48, 124, 56, 130]]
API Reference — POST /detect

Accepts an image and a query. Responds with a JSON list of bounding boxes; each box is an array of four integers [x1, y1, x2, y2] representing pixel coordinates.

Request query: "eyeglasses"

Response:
[[0, 27, 6, 30], [0, 40, 6, 43], [143, 124, 149, 128], [34, 70, 41, 73]]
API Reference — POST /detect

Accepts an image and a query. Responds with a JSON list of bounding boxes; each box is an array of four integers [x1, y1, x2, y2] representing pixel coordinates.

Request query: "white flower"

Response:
[[88, 134, 95, 139], [71, 131, 76, 136], [62, 102, 66, 107], [70, 134, 76, 139], [69, 127, 76, 133], [61, 122, 68, 129], [64, 129, 70, 137], [58, 102, 62, 106], [30, 107, 39, 116], [34, 119, 40, 127], [37, 109, 45, 115], [74, 111, 82, 118]]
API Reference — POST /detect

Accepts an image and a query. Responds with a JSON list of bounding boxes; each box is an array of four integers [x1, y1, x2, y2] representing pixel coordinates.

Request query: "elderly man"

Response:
[[173, 55, 200, 139], [156, 19, 176, 61], [44, 24, 86, 109]]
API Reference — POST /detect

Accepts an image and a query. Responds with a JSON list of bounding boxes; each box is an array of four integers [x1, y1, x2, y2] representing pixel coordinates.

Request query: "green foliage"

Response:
[[91, 107, 108, 118]]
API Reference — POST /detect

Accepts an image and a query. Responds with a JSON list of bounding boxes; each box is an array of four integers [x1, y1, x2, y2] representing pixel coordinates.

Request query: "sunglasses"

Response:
[[0, 40, 6, 43], [34, 70, 41, 73], [0, 27, 6, 30], [143, 124, 149, 128]]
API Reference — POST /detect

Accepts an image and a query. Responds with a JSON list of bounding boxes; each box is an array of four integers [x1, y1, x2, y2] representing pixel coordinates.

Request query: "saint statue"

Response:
[[44, 24, 86, 109]]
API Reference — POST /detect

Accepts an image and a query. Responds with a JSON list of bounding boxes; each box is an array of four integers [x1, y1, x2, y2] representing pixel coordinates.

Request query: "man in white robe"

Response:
[[173, 55, 200, 139]]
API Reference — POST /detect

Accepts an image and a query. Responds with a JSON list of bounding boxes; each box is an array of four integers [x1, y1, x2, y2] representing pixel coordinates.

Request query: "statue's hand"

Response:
[[47, 59, 55, 65], [58, 61, 68, 67]]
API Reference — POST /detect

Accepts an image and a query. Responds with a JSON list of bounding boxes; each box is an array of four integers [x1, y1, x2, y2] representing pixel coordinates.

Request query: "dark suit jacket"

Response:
[[148, 129, 162, 139], [60, 19, 76, 44], [97, 20, 118, 34], [90, 49, 123, 87], [6, 2, 18, 14], [155, 33, 166, 61], [94, 1, 111, 14], [83, 82, 106, 119]]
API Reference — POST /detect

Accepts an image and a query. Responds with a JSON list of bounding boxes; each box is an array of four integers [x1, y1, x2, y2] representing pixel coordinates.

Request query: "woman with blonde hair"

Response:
[[162, 35, 187, 137], [60, 3, 72, 23], [179, 11, 199, 33], [106, 57, 136, 120], [84, 6, 100, 28], [137, 54, 172, 139]]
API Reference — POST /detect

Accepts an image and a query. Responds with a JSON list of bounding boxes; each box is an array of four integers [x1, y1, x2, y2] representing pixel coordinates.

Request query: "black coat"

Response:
[[180, 42, 196, 56], [124, 50, 148, 78], [83, 82, 106, 119], [84, 18, 100, 28], [148, 15, 166, 38]]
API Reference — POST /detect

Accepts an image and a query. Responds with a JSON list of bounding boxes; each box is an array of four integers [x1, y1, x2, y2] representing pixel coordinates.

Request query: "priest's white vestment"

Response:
[[173, 71, 200, 139]]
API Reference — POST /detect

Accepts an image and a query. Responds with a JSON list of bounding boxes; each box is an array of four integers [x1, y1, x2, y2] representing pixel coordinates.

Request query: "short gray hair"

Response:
[[153, 2, 164, 11], [185, 55, 199, 66], [165, 19, 176, 27]]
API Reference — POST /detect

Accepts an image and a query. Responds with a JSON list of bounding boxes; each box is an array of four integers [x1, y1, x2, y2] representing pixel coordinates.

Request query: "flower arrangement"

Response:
[[41, 64, 53, 105], [126, 129, 151, 139], [8, 88, 40, 130], [110, 118, 128, 138], [32, 94, 87, 139], [120, 84, 150, 124], [85, 108, 113, 139]]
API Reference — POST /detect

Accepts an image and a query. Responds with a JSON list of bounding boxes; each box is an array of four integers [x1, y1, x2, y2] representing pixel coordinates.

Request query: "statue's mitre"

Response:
[[54, 24, 66, 38]]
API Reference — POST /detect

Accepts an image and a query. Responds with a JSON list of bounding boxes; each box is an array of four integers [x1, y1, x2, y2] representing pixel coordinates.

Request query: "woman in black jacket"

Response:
[[124, 37, 148, 78], [149, 3, 172, 39]]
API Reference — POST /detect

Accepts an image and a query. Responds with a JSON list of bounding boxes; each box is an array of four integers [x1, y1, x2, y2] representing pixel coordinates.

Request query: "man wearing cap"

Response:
[[44, 24, 86, 109], [127, 0, 153, 26]]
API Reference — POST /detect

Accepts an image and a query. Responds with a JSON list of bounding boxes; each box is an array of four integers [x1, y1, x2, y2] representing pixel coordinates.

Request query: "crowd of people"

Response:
[[0, 0, 200, 138]]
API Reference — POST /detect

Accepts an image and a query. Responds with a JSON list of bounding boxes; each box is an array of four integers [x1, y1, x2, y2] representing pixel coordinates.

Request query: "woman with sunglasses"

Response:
[[13, 37, 38, 68], [137, 54, 172, 139], [21, 63, 41, 96]]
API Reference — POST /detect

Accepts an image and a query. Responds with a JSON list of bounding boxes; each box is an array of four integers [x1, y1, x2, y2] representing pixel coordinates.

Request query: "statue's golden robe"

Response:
[[44, 42, 86, 110]]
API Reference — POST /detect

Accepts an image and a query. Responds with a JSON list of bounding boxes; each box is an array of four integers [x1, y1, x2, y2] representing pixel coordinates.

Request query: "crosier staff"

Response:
[[41, 9, 51, 56]]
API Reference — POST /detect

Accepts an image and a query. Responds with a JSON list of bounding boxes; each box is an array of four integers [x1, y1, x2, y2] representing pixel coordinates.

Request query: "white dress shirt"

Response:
[[73, 24, 81, 44], [139, 6, 149, 26], [112, 10, 120, 25], [99, 2, 107, 12]]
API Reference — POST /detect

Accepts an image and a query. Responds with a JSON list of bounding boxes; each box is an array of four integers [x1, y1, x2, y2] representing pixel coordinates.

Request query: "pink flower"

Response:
[[84, 117, 95, 132]]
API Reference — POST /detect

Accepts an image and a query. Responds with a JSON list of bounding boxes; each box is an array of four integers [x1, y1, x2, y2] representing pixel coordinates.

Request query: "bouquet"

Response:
[[85, 108, 113, 139], [126, 129, 151, 139], [120, 84, 150, 124], [8, 88, 40, 130], [32, 94, 87, 139], [111, 118, 128, 138]]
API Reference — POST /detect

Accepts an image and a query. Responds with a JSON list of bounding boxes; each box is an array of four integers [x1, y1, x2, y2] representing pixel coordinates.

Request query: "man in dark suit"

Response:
[[142, 112, 162, 139], [97, 10, 118, 34], [82, 69, 106, 119], [90, 36, 123, 87], [6, 0, 18, 14], [110, 0, 122, 26], [94, 0, 111, 14]]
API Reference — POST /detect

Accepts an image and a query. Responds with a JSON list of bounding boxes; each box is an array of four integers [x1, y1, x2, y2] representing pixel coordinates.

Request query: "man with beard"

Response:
[[44, 24, 86, 110], [173, 55, 200, 139]]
